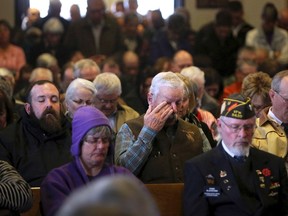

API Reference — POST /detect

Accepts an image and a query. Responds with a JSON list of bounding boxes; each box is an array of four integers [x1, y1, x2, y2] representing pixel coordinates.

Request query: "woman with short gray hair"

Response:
[[64, 78, 97, 119]]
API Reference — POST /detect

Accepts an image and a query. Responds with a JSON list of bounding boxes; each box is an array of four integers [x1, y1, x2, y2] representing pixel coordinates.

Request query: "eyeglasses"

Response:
[[220, 119, 255, 134], [274, 90, 288, 103], [96, 96, 118, 104], [84, 137, 110, 146], [72, 99, 93, 106]]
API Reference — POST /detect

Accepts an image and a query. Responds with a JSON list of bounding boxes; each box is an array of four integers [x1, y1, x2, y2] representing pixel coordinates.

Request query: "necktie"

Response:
[[281, 123, 288, 136], [233, 155, 247, 163]]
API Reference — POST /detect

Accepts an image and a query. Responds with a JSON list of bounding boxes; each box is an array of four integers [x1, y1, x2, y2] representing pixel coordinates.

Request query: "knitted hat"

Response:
[[220, 94, 255, 119], [71, 106, 110, 156]]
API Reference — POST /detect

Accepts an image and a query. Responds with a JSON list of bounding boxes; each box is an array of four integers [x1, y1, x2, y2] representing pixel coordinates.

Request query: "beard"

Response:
[[228, 140, 250, 156], [30, 107, 62, 134]]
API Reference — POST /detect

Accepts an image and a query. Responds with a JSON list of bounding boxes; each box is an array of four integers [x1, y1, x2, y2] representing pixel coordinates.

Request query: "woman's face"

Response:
[[251, 94, 270, 117], [0, 24, 10, 45], [80, 132, 110, 169], [178, 97, 189, 118], [66, 88, 94, 117]]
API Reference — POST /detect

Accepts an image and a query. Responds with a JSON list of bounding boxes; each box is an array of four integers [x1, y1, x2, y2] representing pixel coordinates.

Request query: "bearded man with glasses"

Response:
[[184, 93, 288, 216]]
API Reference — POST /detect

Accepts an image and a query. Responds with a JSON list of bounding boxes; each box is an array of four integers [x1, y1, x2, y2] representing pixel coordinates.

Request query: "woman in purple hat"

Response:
[[40, 106, 133, 216]]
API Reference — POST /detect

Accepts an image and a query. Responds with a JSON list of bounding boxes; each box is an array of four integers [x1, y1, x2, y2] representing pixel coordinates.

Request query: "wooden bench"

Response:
[[21, 183, 184, 216], [21, 187, 41, 216], [146, 183, 184, 216]]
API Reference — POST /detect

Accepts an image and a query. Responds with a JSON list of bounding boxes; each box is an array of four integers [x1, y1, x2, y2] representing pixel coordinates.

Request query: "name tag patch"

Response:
[[204, 186, 221, 197]]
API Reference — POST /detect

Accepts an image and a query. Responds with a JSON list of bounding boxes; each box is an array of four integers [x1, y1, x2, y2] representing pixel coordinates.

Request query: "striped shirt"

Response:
[[0, 160, 32, 212]]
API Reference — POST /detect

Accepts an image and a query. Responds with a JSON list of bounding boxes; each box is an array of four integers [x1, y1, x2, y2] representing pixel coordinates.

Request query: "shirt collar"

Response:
[[268, 107, 283, 125]]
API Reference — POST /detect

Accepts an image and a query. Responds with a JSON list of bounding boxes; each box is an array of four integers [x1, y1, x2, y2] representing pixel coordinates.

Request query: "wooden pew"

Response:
[[21, 183, 184, 216], [21, 187, 41, 216], [145, 183, 184, 216]]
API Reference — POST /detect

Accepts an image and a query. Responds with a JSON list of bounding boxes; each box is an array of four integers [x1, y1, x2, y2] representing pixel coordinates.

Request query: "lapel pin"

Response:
[[220, 170, 227, 178]]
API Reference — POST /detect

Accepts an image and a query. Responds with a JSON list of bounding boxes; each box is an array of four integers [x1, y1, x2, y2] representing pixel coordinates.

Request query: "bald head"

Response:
[[122, 51, 139, 76], [172, 50, 193, 72]]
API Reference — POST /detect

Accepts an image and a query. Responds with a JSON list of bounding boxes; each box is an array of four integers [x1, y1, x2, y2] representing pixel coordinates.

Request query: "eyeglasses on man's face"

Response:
[[96, 96, 118, 104], [220, 119, 255, 134], [274, 90, 288, 103]]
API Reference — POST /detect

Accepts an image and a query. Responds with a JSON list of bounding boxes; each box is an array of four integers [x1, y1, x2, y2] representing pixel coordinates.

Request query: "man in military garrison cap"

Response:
[[184, 93, 288, 216]]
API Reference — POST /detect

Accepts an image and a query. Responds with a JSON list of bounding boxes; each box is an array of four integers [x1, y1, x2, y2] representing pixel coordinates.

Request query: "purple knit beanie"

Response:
[[71, 106, 110, 156]]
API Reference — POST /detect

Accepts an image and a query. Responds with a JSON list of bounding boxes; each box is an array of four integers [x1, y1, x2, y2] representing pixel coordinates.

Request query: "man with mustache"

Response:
[[0, 80, 72, 186], [184, 94, 288, 216], [115, 72, 204, 183]]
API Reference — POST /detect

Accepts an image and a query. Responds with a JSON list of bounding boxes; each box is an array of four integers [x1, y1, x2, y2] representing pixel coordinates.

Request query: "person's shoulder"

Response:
[[275, 26, 288, 37], [251, 148, 287, 168], [186, 147, 217, 165], [179, 118, 199, 129], [104, 13, 119, 26], [68, 17, 89, 29], [198, 22, 214, 34], [0, 160, 13, 169], [0, 119, 21, 137], [112, 165, 133, 175], [9, 43, 24, 51], [125, 114, 144, 124], [246, 27, 258, 36], [119, 104, 139, 116], [251, 147, 283, 160], [241, 21, 253, 30], [42, 162, 72, 185]]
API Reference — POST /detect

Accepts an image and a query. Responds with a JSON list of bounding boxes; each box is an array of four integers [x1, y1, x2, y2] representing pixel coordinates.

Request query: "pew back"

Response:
[[146, 183, 184, 216], [21, 183, 184, 216]]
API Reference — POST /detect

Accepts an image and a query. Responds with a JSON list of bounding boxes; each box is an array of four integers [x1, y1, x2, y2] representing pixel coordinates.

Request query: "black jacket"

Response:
[[184, 143, 288, 216], [0, 108, 72, 187]]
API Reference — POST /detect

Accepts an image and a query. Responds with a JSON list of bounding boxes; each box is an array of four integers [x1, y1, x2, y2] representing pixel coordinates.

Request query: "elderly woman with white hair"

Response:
[[181, 66, 219, 140], [93, 72, 139, 133], [180, 66, 220, 117], [64, 78, 97, 120]]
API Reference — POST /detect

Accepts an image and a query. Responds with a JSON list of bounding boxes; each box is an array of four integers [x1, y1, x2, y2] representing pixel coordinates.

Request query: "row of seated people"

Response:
[[0, 1, 287, 213], [0, 71, 288, 215]]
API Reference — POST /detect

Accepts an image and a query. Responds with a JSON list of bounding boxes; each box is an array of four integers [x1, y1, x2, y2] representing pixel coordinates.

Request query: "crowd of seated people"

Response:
[[1, 0, 288, 215]]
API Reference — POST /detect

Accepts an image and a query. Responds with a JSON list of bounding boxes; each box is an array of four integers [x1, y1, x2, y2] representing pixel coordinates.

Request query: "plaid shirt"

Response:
[[115, 123, 157, 175]]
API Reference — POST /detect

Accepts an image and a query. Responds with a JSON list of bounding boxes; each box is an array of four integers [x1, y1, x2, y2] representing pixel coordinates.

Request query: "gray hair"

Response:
[[65, 78, 97, 103], [93, 72, 122, 95], [56, 175, 160, 216], [43, 17, 64, 34], [74, 59, 100, 78], [0, 68, 15, 88], [271, 70, 288, 93], [0, 78, 13, 100], [36, 53, 58, 68], [29, 67, 53, 82], [149, 71, 184, 97], [180, 66, 205, 88]]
